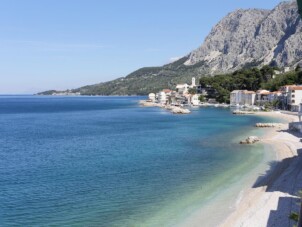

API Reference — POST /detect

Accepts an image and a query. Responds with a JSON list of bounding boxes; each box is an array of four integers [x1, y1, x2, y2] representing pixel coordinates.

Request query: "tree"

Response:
[[198, 95, 205, 102], [188, 88, 196, 95]]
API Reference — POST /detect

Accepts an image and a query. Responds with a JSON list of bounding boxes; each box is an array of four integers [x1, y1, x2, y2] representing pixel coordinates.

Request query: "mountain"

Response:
[[185, 1, 302, 73], [39, 1, 302, 96]]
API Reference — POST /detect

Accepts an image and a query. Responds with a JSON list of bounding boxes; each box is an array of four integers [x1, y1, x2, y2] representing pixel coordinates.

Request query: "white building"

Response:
[[190, 77, 196, 88], [280, 85, 296, 110], [287, 86, 302, 112], [243, 91, 256, 106], [230, 90, 242, 106], [158, 91, 167, 104], [230, 90, 256, 106], [176, 84, 189, 94], [284, 67, 291, 73], [191, 94, 200, 106], [148, 93, 156, 102], [256, 90, 270, 104]]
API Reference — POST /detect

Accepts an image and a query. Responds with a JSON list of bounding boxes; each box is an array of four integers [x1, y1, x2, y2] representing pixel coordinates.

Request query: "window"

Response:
[[292, 95, 295, 98], [292, 100, 295, 103]]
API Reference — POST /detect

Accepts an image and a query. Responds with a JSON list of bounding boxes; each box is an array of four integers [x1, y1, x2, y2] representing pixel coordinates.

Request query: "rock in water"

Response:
[[240, 136, 260, 144], [170, 107, 191, 114]]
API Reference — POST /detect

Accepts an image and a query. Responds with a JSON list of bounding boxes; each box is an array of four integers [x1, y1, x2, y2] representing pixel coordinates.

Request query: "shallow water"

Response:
[[0, 96, 273, 226]]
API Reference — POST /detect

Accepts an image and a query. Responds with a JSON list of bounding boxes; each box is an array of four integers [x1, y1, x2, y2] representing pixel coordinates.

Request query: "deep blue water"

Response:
[[0, 96, 269, 226]]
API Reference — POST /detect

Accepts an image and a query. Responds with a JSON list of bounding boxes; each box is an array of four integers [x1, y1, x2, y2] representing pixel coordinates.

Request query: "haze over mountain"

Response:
[[39, 1, 302, 96]]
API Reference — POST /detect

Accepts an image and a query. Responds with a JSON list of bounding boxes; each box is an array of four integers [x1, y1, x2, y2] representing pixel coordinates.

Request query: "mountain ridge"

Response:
[[39, 1, 302, 96]]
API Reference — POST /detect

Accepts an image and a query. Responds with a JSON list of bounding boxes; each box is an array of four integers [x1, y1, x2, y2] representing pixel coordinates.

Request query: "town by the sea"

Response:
[[0, 96, 279, 226]]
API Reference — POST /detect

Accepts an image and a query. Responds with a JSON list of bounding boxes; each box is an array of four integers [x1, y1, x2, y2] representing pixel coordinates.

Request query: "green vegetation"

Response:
[[199, 66, 302, 103], [262, 70, 302, 91], [289, 189, 302, 226], [37, 90, 59, 95], [198, 95, 205, 102], [38, 58, 302, 99], [38, 56, 210, 96], [289, 212, 299, 222], [262, 100, 280, 110], [188, 88, 197, 95]]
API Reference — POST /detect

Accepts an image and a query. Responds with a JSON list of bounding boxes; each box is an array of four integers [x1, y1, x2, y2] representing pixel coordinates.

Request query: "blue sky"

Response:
[[0, 0, 284, 94]]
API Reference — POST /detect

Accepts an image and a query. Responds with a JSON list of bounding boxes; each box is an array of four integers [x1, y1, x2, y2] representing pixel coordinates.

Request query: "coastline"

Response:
[[220, 111, 302, 227]]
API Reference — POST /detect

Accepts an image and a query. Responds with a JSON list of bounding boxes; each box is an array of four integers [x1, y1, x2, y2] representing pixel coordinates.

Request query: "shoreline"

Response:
[[220, 111, 302, 227]]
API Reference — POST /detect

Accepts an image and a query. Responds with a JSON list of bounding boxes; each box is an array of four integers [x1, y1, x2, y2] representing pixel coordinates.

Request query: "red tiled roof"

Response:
[[291, 86, 302, 91], [243, 91, 256, 94]]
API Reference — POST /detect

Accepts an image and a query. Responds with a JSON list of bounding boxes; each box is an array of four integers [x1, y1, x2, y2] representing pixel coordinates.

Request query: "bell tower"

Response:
[[192, 77, 196, 87]]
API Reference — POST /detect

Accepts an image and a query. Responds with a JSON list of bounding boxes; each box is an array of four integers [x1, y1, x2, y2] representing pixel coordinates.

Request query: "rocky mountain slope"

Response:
[[39, 1, 302, 96], [185, 1, 302, 73]]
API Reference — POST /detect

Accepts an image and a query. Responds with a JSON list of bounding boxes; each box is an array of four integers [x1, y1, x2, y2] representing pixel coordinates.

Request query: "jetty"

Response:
[[255, 123, 282, 128], [233, 110, 255, 115]]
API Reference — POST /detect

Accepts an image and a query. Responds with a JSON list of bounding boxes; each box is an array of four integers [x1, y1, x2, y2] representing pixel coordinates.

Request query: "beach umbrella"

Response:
[[298, 0, 302, 17]]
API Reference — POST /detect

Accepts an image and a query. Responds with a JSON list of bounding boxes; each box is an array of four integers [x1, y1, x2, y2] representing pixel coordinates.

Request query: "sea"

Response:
[[0, 96, 277, 226]]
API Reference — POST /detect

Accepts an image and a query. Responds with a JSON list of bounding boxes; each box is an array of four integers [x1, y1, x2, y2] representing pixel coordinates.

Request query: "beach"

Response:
[[220, 111, 302, 227]]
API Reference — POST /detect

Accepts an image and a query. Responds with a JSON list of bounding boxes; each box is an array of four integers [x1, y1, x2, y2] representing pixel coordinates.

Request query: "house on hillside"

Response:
[[176, 84, 189, 94]]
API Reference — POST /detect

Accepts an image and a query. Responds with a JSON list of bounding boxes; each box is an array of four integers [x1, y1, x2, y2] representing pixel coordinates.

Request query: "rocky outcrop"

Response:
[[169, 106, 191, 114], [139, 101, 191, 114], [185, 1, 302, 74], [240, 136, 260, 144], [139, 100, 162, 107]]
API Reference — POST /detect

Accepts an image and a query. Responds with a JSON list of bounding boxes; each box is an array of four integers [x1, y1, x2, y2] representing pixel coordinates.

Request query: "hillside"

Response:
[[39, 1, 302, 96]]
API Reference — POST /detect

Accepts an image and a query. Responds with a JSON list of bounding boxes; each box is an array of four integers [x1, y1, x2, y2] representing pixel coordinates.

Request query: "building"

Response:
[[148, 93, 156, 102], [190, 77, 196, 88], [284, 67, 291, 73], [158, 91, 167, 104], [176, 84, 189, 94], [230, 90, 242, 106], [191, 94, 200, 106], [256, 90, 270, 105], [280, 85, 296, 110], [268, 91, 282, 102], [243, 91, 256, 106], [279, 85, 302, 110], [287, 86, 302, 111], [230, 90, 256, 106], [176, 78, 198, 95], [162, 89, 172, 96]]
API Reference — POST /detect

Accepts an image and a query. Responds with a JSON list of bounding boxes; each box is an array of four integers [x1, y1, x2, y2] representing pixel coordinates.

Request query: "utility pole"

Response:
[[297, 3, 302, 225], [297, 5, 302, 224]]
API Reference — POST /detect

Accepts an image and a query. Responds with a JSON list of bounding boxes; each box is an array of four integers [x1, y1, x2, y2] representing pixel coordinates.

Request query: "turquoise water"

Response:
[[0, 96, 272, 226]]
